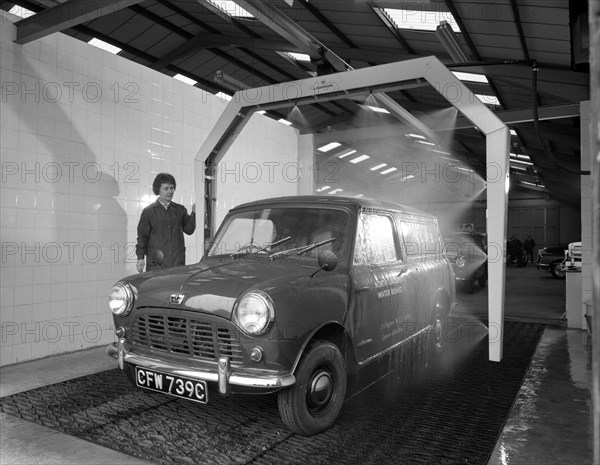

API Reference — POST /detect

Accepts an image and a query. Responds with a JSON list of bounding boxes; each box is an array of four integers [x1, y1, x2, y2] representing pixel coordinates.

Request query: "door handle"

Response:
[[397, 268, 408, 277]]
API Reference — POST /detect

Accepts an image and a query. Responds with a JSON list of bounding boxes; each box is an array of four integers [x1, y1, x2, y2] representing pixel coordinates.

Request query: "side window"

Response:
[[400, 219, 443, 259], [354, 213, 398, 264], [400, 221, 420, 258]]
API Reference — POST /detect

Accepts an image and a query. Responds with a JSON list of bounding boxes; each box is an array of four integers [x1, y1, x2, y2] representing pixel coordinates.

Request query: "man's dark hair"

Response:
[[153, 173, 177, 195]]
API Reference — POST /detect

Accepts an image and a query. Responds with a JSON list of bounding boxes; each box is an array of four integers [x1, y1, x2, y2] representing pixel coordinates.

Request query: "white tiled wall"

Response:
[[212, 113, 300, 227], [0, 12, 300, 365]]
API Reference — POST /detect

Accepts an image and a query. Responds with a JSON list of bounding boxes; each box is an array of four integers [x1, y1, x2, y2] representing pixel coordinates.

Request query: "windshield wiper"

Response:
[[230, 236, 291, 258], [260, 236, 291, 253], [297, 238, 336, 256]]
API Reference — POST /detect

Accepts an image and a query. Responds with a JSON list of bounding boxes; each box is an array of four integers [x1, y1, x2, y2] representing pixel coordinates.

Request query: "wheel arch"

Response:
[[290, 322, 356, 375]]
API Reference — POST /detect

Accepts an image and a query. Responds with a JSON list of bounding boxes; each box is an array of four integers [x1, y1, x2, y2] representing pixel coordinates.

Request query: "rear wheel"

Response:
[[278, 340, 347, 436], [551, 261, 566, 279]]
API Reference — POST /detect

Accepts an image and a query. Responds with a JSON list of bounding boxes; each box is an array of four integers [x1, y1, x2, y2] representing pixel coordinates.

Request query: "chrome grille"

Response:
[[132, 314, 243, 365]]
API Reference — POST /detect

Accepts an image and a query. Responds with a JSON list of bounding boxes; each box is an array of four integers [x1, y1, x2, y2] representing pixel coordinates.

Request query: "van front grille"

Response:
[[132, 314, 243, 365]]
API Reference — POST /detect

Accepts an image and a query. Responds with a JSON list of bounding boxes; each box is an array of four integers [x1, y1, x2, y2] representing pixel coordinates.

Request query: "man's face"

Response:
[[158, 183, 175, 203]]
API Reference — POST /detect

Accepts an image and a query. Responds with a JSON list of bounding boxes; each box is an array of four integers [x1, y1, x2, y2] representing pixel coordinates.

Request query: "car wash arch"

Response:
[[195, 55, 510, 362]]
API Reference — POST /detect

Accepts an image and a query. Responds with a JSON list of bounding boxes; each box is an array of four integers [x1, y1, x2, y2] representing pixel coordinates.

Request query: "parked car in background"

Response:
[[537, 244, 568, 279], [443, 231, 487, 293], [107, 196, 455, 436]]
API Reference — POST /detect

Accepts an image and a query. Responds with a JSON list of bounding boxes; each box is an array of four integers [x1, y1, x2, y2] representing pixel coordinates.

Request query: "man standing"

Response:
[[136, 173, 196, 272], [524, 234, 536, 264]]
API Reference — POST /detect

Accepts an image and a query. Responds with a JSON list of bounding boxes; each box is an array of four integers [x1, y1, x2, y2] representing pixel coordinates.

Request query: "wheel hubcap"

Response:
[[308, 370, 333, 409]]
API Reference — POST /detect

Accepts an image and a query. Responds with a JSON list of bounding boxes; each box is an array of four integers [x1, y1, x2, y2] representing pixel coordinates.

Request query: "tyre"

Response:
[[551, 261, 566, 279], [278, 340, 347, 436]]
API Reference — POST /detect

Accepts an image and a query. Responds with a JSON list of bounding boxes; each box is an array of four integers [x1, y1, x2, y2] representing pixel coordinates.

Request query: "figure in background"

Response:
[[523, 234, 536, 263], [136, 173, 196, 272]]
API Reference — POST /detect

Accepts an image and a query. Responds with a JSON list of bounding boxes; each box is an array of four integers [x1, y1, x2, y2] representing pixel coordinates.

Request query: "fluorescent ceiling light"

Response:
[[338, 149, 357, 159], [453, 166, 473, 173], [366, 105, 390, 114], [436, 20, 469, 62], [173, 74, 197, 86], [278, 118, 293, 126], [354, 194, 365, 198], [522, 181, 545, 188], [284, 52, 311, 62], [256, 110, 266, 115], [8, 6, 35, 18], [318, 142, 341, 152], [430, 149, 451, 155], [350, 154, 370, 164], [329, 188, 344, 194], [88, 38, 122, 54], [370, 163, 388, 171], [510, 164, 527, 171], [383, 8, 460, 32], [510, 129, 517, 136], [417, 140, 436, 146], [406, 133, 426, 140], [207, 1, 253, 18], [452, 71, 488, 83], [316, 186, 331, 192], [214, 91, 232, 101], [476, 94, 500, 105], [380, 167, 398, 175], [401, 174, 415, 181], [510, 158, 533, 166]]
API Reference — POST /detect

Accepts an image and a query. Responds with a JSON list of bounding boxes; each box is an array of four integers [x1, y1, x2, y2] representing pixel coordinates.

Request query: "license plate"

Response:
[[134, 367, 208, 404]]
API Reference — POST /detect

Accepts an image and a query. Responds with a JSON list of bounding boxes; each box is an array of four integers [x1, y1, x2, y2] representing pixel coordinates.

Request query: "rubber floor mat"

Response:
[[1, 320, 545, 465]]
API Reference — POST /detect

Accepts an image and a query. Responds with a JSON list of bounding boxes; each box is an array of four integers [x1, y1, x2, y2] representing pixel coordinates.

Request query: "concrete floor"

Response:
[[0, 265, 594, 464]]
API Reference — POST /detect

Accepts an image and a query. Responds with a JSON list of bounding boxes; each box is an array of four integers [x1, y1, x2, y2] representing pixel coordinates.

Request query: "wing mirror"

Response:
[[318, 250, 337, 272]]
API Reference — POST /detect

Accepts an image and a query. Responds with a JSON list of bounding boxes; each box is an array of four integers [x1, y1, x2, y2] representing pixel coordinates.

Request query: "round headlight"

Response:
[[109, 282, 136, 316], [456, 256, 466, 268], [234, 291, 274, 336]]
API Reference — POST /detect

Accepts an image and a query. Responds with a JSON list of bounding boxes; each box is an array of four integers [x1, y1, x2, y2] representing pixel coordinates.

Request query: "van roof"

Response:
[[230, 195, 434, 218]]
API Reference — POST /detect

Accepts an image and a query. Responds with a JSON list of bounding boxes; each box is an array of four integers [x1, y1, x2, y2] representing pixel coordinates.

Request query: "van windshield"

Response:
[[207, 207, 351, 259]]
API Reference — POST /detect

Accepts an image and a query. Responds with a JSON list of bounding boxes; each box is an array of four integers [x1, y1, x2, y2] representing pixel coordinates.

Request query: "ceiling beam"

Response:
[[510, 0, 530, 61], [235, 0, 350, 72], [236, 0, 437, 141], [424, 104, 581, 131], [317, 103, 581, 143], [14, 0, 145, 44], [370, 5, 415, 54]]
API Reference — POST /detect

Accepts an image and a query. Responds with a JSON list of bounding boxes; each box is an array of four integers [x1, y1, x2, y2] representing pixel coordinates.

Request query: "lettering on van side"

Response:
[[377, 285, 402, 299]]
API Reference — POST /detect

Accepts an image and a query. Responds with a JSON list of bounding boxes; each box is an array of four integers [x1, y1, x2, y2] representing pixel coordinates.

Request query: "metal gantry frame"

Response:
[[195, 56, 510, 361]]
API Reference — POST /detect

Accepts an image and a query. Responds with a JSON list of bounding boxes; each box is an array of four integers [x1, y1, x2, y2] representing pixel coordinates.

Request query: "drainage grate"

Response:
[[0, 320, 545, 465]]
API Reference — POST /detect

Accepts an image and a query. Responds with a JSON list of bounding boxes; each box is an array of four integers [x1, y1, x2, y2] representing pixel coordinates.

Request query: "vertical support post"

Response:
[[486, 127, 510, 362], [297, 134, 315, 195], [194, 158, 207, 256]]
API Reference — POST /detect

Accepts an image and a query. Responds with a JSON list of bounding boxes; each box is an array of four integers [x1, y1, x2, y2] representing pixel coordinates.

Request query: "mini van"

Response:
[[108, 196, 456, 435]]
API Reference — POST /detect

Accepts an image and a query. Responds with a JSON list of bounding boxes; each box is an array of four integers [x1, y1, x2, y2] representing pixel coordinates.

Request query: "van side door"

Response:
[[349, 210, 400, 363]]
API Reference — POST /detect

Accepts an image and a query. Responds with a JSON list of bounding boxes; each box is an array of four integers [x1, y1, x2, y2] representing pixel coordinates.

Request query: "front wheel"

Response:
[[278, 340, 347, 436]]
